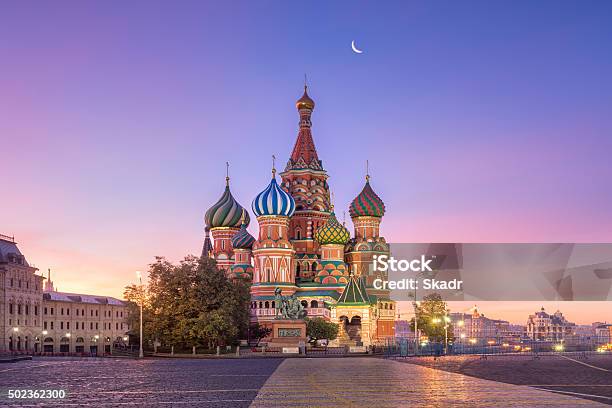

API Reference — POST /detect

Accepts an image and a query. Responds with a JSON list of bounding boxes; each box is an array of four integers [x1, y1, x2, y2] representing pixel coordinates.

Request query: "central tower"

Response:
[[280, 86, 331, 283]]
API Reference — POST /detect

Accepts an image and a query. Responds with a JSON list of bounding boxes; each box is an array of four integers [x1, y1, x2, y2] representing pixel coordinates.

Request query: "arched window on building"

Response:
[[310, 300, 319, 308], [264, 301, 270, 309], [311, 262, 317, 272], [301, 300, 308, 308], [295, 228, 302, 240]]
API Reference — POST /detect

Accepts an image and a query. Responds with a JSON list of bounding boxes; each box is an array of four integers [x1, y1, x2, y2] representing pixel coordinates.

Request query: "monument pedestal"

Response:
[[267, 319, 307, 347]]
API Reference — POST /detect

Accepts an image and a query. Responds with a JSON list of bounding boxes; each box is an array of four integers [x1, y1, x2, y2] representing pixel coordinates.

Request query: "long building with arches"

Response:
[[0, 234, 129, 354], [202, 87, 396, 346]]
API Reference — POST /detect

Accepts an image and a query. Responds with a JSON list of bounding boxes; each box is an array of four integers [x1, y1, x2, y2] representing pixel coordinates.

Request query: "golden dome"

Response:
[[296, 86, 315, 110]]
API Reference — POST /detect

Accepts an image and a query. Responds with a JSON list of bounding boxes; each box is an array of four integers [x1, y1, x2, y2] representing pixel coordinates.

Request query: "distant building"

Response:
[[450, 306, 513, 344], [1, 234, 129, 355], [526, 307, 575, 341], [42, 275, 129, 354], [394, 320, 414, 339], [0, 234, 44, 353], [594, 324, 611, 345]]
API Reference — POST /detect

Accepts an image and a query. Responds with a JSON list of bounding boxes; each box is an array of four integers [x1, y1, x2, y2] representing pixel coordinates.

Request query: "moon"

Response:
[[351, 40, 363, 54]]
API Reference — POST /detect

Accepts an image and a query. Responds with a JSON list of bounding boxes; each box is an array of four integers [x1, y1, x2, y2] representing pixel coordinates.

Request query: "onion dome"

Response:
[[231, 219, 255, 250], [349, 177, 385, 218], [205, 179, 250, 229], [296, 85, 315, 110], [314, 212, 350, 245], [252, 174, 296, 217]]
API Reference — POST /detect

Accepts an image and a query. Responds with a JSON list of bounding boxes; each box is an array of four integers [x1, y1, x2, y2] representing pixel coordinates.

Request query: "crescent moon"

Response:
[[351, 40, 363, 54]]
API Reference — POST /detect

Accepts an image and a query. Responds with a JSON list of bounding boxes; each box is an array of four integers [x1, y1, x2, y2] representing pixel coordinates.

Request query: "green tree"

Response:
[[126, 255, 250, 351], [305, 317, 339, 345], [249, 324, 272, 346], [410, 293, 454, 342]]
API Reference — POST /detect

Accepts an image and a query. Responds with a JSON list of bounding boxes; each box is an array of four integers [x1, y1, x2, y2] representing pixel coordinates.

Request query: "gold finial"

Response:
[[272, 155, 276, 178], [304, 73, 308, 90], [225, 161, 230, 185], [365, 160, 370, 183], [343, 210, 346, 226], [330, 191, 335, 211], [240, 208, 246, 225]]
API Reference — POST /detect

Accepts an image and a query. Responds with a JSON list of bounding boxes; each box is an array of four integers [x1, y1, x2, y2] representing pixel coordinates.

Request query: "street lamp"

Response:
[[13, 327, 19, 332], [136, 271, 144, 358]]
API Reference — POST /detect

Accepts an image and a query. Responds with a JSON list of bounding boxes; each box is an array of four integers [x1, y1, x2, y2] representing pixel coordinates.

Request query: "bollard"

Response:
[[171, 345, 174, 356], [192, 346, 196, 355], [235, 346, 240, 357], [216, 345, 220, 356]]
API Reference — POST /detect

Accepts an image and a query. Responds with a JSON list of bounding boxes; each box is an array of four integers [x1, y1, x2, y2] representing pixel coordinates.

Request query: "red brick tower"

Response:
[[280, 86, 331, 282]]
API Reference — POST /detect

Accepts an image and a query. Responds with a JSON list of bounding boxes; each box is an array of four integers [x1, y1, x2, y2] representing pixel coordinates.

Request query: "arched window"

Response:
[[296, 263, 301, 278], [295, 229, 302, 240], [301, 300, 308, 308], [310, 300, 319, 308], [264, 301, 270, 309], [259, 301, 263, 308], [311, 262, 317, 272], [271, 301, 275, 308], [221, 240, 225, 250]]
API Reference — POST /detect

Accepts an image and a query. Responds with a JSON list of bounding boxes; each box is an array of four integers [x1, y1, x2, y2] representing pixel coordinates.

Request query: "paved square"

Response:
[[0, 357, 608, 407]]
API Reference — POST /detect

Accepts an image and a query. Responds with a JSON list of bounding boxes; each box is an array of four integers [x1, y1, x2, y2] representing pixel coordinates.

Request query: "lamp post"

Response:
[[443, 315, 450, 354], [136, 271, 144, 358], [66, 332, 71, 354]]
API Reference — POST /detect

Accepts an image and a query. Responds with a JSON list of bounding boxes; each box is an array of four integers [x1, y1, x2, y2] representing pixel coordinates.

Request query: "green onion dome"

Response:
[[314, 212, 350, 245], [231, 221, 255, 250], [205, 181, 250, 229], [349, 179, 385, 218]]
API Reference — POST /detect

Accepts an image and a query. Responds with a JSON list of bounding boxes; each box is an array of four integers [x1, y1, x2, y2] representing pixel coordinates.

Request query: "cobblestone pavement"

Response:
[[0, 357, 284, 407], [1, 356, 609, 407], [251, 357, 608, 407], [398, 354, 612, 405]]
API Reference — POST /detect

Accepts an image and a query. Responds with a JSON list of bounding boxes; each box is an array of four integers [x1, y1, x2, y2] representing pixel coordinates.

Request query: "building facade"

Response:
[[0, 234, 44, 353], [526, 307, 575, 341], [450, 306, 515, 344], [1, 234, 129, 355], [203, 87, 396, 346]]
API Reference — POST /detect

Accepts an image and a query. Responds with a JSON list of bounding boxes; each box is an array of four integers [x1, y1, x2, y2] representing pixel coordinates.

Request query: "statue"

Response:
[[274, 288, 307, 319]]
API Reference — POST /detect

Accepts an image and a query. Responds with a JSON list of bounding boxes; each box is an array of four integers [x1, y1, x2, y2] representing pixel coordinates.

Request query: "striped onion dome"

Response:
[[231, 221, 255, 249], [205, 182, 250, 229], [252, 176, 295, 217], [314, 212, 350, 245], [349, 179, 385, 218]]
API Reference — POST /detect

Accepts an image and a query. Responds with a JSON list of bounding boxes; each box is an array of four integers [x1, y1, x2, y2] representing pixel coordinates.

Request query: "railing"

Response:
[[0, 233, 15, 242], [250, 307, 331, 318]]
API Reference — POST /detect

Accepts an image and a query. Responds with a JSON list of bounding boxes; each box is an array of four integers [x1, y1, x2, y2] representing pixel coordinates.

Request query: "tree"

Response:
[[250, 324, 272, 346], [126, 255, 251, 351], [410, 293, 454, 342], [306, 317, 339, 345]]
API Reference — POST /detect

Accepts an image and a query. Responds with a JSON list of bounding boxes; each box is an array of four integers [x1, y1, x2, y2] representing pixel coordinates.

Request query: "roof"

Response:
[[0, 236, 29, 266], [337, 275, 370, 305], [43, 291, 126, 306]]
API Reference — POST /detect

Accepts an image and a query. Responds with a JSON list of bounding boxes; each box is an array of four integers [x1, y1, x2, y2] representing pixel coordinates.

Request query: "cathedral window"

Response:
[[265, 301, 269, 308], [311, 300, 318, 308]]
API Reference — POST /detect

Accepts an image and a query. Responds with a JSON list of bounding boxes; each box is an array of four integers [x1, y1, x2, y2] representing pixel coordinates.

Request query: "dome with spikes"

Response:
[[314, 212, 350, 245], [296, 86, 315, 110], [252, 176, 295, 217], [231, 222, 255, 250], [205, 182, 250, 229], [349, 179, 385, 218]]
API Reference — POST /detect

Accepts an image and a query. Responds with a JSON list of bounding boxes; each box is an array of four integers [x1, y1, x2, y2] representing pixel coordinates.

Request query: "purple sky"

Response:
[[2, 2, 612, 321]]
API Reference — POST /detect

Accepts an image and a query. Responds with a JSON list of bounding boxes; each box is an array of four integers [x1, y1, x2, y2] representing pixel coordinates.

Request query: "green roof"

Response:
[[337, 275, 370, 305]]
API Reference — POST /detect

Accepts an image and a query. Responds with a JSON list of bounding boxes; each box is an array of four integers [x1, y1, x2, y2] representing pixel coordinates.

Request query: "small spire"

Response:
[[240, 208, 246, 226], [271, 155, 276, 178], [365, 160, 370, 183], [343, 210, 346, 226], [225, 162, 230, 186], [330, 192, 335, 211], [304, 73, 308, 90]]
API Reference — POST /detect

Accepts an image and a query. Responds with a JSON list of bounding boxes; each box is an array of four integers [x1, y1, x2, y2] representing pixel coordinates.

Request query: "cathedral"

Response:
[[202, 86, 396, 346]]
